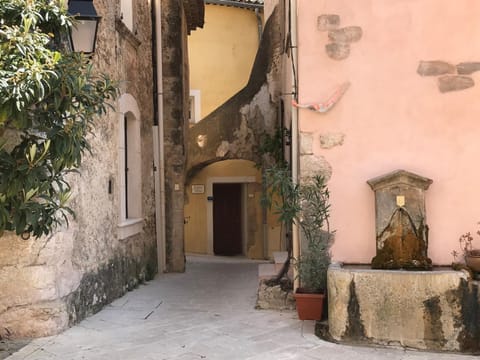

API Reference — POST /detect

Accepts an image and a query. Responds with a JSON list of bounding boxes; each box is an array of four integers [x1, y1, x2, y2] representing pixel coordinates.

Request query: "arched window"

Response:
[[118, 94, 142, 239]]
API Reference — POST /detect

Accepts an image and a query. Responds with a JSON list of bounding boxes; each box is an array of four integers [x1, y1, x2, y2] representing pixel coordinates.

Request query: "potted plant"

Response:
[[293, 175, 332, 320], [264, 166, 332, 320], [456, 230, 480, 273]]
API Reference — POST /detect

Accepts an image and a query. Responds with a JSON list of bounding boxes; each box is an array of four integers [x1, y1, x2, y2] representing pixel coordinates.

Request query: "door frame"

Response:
[[206, 176, 256, 256]]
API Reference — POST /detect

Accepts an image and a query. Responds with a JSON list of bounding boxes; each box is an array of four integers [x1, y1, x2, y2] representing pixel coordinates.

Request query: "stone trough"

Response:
[[327, 264, 480, 353]]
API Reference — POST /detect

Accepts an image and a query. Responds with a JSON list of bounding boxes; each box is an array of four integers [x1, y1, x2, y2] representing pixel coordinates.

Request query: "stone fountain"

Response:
[[325, 170, 480, 353]]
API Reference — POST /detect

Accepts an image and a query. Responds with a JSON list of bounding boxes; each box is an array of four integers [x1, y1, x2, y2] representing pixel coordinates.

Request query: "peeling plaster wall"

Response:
[[0, 0, 157, 338], [297, 0, 480, 265], [187, 4, 284, 175]]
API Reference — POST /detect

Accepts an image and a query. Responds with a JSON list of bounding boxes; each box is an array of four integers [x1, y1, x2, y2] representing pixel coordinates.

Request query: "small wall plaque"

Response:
[[191, 184, 205, 194]]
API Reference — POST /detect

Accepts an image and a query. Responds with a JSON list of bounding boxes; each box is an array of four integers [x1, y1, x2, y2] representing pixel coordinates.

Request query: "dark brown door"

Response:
[[213, 183, 243, 256]]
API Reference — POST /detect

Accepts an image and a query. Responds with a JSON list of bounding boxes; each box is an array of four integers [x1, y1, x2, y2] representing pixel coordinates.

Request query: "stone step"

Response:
[[273, 251, 288, 264], [258, 263, 277, 280], [273, 251, 289, 273], [258, 261, 293, 281]]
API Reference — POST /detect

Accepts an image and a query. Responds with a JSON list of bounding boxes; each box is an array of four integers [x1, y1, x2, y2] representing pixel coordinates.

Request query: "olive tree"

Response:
[[0, 0, 117, 239]]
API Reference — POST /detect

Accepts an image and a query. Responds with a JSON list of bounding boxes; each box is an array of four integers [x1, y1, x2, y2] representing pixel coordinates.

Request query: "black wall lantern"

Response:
[[68, 0, 101, 54]]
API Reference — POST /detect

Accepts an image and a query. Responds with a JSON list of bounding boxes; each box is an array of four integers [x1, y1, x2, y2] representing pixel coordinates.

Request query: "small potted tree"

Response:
[[264, 166, 332, 320], [293, 175, 332, 320]]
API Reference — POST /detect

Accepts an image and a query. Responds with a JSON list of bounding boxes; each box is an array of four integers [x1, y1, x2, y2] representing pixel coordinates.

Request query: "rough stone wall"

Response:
[[66, 0, 158, 329], [161, 0, 191, 272], [0, 0, 157, 338], [256, 279, 295, 310]]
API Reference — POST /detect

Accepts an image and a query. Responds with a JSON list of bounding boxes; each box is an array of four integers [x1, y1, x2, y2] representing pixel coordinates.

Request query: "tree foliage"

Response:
[[0, 0, 118, 239]]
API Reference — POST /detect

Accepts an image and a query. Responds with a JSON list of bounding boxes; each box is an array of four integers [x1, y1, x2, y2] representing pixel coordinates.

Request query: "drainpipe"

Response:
[[290, 0, 300, 291], [255, 8, 263, 44], [152, 0, 167, 273]]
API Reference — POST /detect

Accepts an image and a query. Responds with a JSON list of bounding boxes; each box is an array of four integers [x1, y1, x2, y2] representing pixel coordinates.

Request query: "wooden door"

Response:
[[213, 183, 243, 256]]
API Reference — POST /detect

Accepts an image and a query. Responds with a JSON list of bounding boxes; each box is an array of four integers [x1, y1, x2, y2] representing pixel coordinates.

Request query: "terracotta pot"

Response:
[[466, 250, 480, 272], [294, 290, 325, 320]]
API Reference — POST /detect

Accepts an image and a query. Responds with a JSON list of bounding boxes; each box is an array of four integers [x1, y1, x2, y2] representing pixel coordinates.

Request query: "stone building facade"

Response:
[[185, 0, 288, 260], [184, 1, 266, 259], [0, 0, 204, 338], [294, 0, 480, 352]]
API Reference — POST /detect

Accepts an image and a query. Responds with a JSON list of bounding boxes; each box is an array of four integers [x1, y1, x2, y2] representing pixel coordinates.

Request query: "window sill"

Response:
[[115, 17, 141, 49], [118, 218, 143, 239]]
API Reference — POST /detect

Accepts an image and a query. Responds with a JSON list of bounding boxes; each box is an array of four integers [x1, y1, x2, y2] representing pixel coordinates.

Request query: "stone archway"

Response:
[[162, 3, 286, 270], [184, 159, 265, 259], [182, 4, 286, 263], [186, 5, 284, 182]]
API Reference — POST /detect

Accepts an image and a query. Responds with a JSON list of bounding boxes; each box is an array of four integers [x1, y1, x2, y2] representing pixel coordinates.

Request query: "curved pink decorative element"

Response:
[[292, 82, 350, 113]]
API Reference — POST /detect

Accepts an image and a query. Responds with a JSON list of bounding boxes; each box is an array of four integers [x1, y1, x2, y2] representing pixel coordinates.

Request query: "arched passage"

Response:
[[181, 5, 285, 263], [184, 160, 266, 259], [184, 159, 283, 260]]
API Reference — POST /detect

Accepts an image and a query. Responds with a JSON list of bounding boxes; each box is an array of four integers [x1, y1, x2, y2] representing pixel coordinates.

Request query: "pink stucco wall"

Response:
[[297, 0, 480, 265]]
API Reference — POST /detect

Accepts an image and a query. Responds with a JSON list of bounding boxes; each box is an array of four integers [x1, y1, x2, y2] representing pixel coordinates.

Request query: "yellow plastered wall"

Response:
[[186, 5, 275, 259], [188, 4, 261, 118]]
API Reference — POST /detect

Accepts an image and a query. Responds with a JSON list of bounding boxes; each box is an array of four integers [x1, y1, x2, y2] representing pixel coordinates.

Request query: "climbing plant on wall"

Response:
[[0, 0, 118, 239]]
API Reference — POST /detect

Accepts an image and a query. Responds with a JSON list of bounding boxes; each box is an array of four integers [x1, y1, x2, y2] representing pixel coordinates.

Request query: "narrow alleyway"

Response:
[[5, 256, 478, 360]]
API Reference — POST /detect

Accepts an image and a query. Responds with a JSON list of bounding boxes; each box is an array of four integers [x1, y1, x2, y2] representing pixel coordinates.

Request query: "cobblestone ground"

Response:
[[5, 256, 479, 359]]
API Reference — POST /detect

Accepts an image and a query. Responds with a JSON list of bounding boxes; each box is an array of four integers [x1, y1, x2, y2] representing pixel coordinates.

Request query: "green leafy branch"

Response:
[[0, 0, 118, 239]]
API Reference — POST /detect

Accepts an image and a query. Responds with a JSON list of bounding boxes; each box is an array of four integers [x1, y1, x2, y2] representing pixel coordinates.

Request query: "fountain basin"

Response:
[[327, 263, 480, 353]]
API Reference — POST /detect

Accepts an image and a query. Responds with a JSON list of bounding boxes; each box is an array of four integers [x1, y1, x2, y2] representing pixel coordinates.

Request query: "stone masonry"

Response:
[[0, 0, 159, 338]]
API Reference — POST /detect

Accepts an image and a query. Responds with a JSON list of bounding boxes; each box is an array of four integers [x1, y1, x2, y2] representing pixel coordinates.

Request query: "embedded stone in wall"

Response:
[[300, 132, 313, 155], [300, 154, 332, 182], [457, 62, 480, 75], [328, 26, 362, 43], [0, 301, 69, 338], [216, 141, 230, 157], [196, 134, 207, 148], [417, 61, 456, 76], [0, 231, 84, 338], [319, 132, 345, 149], [325, 42, 350, 61], [317, 14, 340, 31], [438, 75, 474, 93]]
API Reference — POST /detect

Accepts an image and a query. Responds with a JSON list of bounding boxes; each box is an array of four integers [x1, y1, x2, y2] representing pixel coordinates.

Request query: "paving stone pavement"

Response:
[[6, 255, 478, 360]]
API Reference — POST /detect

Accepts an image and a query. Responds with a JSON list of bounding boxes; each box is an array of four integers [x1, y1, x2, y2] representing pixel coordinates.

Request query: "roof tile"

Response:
[[205, 0, 264, 9]]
